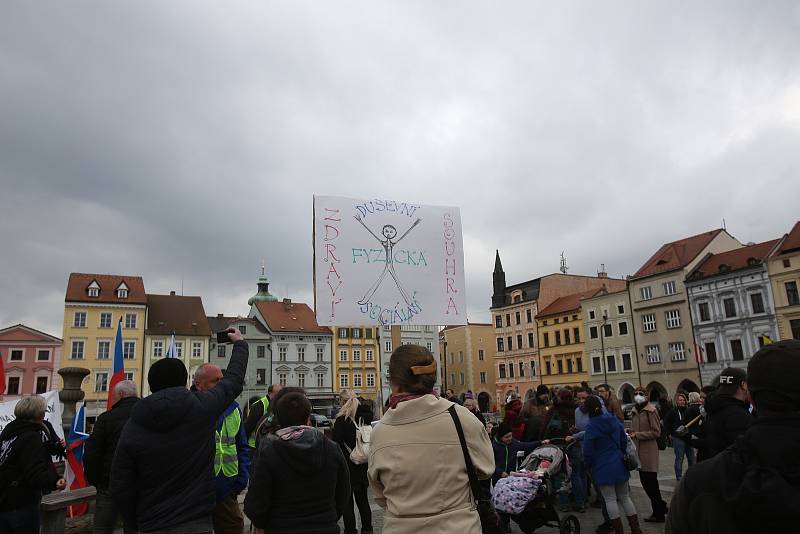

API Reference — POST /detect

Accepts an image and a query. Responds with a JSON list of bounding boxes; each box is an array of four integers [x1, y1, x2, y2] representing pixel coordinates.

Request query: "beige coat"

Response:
[[368, 395, 494, 534], [631, 403, 662, 473]]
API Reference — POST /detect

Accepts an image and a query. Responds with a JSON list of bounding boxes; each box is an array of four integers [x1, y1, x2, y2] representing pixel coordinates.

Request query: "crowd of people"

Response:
[[1, 330, 799, 534]]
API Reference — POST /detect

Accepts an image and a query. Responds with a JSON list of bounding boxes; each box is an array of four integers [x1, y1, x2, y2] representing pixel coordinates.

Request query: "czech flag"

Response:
[[108, 319, 125, 410], [64, 402, 89, 517]]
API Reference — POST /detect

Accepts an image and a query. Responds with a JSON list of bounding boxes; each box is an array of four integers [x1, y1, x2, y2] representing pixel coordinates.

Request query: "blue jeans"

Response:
[[672, 437, 695, 480], [0, 504, 40, 534], [568, 445, 587, 508]]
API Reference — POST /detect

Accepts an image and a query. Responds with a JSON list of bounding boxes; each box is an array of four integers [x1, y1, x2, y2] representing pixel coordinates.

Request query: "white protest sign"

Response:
[[313, 195, 467, 326], [0, 390, 64, 440]]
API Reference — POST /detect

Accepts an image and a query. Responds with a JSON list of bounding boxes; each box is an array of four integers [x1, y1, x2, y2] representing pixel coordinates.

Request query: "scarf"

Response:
[[276, 425, 313, 441], [388, 392, 438, 409]]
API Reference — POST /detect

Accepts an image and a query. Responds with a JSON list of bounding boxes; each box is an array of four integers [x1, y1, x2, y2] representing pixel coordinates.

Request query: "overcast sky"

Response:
[[2, 1, 799, 337]]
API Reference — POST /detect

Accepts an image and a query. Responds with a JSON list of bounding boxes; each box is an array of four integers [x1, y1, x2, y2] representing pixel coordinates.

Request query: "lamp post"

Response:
[[600, 313, 608, 387]]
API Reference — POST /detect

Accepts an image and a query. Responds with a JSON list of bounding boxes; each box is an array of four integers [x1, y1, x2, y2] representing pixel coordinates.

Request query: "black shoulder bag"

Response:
[[448, 405, 501, 534]]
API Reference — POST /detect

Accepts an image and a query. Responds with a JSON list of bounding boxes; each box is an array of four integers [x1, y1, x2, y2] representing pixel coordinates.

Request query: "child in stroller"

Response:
[[493, 438, 581, 534]]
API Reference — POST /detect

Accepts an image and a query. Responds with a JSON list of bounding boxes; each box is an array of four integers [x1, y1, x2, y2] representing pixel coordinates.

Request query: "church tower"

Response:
[[491, 250, 507, 308]]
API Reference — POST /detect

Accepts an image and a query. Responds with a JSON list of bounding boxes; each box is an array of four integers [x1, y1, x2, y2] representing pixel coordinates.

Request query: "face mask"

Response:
[[634, 394, 647, 405]]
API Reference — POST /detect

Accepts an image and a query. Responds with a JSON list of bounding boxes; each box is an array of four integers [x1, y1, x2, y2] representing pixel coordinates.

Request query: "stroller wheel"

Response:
[[559, 514, 580, 534]]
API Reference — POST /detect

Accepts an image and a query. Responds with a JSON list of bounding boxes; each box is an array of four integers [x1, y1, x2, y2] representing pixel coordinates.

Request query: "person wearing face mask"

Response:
[[703, 367, 753, 459], [663, 392, 695, 481], [629, 387, 667, 523]]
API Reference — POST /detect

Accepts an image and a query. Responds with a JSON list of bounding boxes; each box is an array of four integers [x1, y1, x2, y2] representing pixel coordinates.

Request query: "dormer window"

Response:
[[87, 280, 100, 298], [117, 282, 129, 299]]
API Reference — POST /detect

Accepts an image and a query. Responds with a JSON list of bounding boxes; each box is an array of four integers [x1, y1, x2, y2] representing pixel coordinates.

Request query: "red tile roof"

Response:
[[146, 294, 211, 336], [65, 273, 147, 304], [690, 239, 779, 279], [536, 289, 603, 318], [633, 229, 724, 279], [254, 300, 332, 334], [776, 221, 800, 255]]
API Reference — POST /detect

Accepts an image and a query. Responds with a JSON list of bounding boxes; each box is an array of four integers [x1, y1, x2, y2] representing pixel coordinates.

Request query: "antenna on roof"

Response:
[[560, 252, 569, 274], [722, 218, 726, 231], [181, 276, 184, 296]]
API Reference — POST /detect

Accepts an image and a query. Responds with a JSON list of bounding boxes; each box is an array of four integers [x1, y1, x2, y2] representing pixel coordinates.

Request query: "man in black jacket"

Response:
[[84, 380, 138, 534], [701, 367, 752, 458], [111, 328, 248, 533], [244, 391, 350, 534], [666, 340, 800, 533]]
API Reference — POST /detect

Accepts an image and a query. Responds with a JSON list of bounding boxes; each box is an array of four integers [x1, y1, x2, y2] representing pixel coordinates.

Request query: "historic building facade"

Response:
[[768, 222, 800, 341], [249, 299, 334, 414], [61, 273, 148, 419], [686, 240, 781, 386], [0, 324, 61, 399], [441, 323, 495, 412], [582, 287, 639, 402], [143, 292, 211, 396], [333, 326, 380, 400], [491, 251, 626, 406], [629, 230, 741, 399]]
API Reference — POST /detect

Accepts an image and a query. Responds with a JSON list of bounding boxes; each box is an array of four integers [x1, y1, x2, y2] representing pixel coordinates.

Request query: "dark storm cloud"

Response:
[[1, 1, 799, 334]]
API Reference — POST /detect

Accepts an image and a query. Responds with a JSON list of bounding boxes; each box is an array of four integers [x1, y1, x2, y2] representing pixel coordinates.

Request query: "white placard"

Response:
[[314, 195, 467, 326], [0, 390, 64, 439]]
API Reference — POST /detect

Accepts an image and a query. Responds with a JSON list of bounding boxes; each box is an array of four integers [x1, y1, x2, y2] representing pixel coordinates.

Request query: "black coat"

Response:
[[683, 403, 709, 459], [541, 401, 577, 440], [0, 419, 60, 511], [663, 405, 690, 440], [703, 394, 752, 458], [244, 429, 350, 533], [110, 340, 248, 531], [665, 415, 800, 534], [84, 396, 138, 490], [331, 403, 374, 490]]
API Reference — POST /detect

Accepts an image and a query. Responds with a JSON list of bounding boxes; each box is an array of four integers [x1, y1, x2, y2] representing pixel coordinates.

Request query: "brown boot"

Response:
[[610, 517, 624, 534], [627, 514, 643, 534]]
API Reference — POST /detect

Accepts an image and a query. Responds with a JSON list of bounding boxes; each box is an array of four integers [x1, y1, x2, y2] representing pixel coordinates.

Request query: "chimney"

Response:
[[217, 313, 223, 318], [170, 290, 176, 296], [597, 263, 608, 279]]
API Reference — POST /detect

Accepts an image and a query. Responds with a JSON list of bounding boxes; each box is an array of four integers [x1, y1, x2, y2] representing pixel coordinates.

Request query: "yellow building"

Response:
[[768, 221, 800, 341], [333, 326, 380, 400], [441, 323, 496, 412], [536, 290, 598, 388], [62, 273, 147, 419]]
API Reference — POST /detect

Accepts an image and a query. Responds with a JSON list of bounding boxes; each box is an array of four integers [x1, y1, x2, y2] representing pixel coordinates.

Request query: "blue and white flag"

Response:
[[165, 333, 177, 358]]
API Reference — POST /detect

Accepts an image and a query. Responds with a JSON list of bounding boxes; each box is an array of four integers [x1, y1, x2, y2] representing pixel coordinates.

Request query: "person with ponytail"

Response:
[[332, 391, 374, 534], [368, 344, 494, 534]]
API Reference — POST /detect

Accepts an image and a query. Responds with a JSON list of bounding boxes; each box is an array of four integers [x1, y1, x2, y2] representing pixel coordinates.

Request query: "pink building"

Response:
[[0, 324, 62, 399]]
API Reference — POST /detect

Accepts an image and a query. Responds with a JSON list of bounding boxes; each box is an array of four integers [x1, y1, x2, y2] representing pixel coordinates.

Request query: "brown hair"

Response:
[[389, 344, 437, 394]]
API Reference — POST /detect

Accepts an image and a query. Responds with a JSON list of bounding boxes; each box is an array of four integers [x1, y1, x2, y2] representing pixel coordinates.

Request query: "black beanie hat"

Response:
[[496, 423, 513, 438], [747, 340, 800, 411], [148, 358, 188, 392], [536, 384, 550, 397]]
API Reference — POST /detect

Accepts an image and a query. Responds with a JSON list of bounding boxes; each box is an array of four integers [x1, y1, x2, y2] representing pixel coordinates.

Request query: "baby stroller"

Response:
[[498, 439, 581, 534]]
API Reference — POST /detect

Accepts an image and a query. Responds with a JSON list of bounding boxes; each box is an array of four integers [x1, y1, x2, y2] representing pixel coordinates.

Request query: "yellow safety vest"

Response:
[[215, 408, 241, 478], [247, 396, 270, 448]]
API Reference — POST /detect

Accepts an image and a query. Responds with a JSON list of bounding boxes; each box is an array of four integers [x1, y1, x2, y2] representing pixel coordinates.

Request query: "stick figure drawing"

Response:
[[354, 214, 422, 306]]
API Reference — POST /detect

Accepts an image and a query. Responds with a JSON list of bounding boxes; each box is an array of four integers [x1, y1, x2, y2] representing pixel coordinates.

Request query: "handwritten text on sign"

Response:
[[314, 196, 467, 327]]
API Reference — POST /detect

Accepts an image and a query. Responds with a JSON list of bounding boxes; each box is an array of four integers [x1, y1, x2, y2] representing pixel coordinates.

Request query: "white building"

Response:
[[686, 240, 781, 386], [249, 298, 335, 414], [379, 325, 441, 407]]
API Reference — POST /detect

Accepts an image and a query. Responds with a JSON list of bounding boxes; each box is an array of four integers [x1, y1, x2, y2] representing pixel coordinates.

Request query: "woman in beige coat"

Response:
[[629, 386, 668, 523], [368, 344, 495, 534]]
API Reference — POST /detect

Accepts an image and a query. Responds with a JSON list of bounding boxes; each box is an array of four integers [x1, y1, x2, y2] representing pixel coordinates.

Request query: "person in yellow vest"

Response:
[[194, 364, 250, 534], [244, 384, 283, 448]]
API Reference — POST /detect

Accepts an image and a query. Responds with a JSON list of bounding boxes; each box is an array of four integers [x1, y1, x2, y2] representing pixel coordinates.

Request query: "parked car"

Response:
[[310, 413, 332, 428]]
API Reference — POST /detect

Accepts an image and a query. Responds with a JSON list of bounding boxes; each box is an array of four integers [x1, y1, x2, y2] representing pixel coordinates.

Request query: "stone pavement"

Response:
[[68, 452, 682, 533]]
